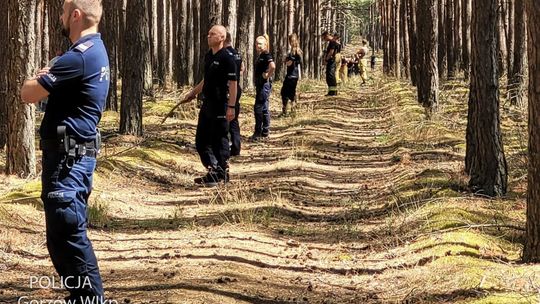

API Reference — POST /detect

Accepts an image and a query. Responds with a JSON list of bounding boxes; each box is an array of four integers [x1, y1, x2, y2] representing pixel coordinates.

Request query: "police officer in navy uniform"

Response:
[[185, 25, 238, 187], [21, 0, 108, 301], [224, 32, 243, 157], [322, 31, 339, 96], [251, 35, 275, 141]]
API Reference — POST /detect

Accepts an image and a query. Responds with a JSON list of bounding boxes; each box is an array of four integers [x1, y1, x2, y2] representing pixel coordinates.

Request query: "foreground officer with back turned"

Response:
[[21, 0, 109, 301], [185, 25, 238, 187]]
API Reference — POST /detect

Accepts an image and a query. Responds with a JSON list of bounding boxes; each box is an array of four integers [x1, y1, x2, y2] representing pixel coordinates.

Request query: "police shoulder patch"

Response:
[[74, 41, 95, 53]]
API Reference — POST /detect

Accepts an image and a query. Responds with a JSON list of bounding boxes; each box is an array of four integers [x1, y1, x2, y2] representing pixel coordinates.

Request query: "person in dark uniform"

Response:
[[333, 33, 343, 86], [20, 0, 109, 301], [224, 32, 243, 157], [251, 34, 275, 140], [185, 25, 237, 187], [322, 31, 339, 96], [279, 33, 302, 117]]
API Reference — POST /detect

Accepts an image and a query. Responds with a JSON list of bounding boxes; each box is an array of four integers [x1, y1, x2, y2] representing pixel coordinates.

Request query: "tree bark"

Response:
[[509, 0, 526, 106], [192, 0, 200, 83], [47, 0, 69, 56], [7, 0, 37, 177], [416, 0, 439, 111], [437, 0, 447, 78], [401, 0, 410, 79], [0, 0, 8, 149], [523, 0, 540, 263], [198, 0, 222, 82], [461, 0, 471, 79], [119, 0, 147, 136], [224, 0, 238, 46], [157, 0, 166, 86], [407, 0, 418, 85], [446, 0, 456, 78], [101, 0, 119, 111], [237, 0, 255, 91], [465, 0, 507, 197]]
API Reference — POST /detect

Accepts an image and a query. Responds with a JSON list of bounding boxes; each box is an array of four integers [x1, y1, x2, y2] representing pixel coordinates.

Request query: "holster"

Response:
[[40, 126, 101, 167]]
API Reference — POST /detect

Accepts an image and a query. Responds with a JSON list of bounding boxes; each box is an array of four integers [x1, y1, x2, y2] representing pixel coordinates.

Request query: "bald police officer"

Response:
[[21, 0, 109, 301], [185, 25, 238, 187]]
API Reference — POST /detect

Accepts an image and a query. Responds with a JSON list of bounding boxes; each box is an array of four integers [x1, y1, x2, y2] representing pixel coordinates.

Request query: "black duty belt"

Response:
[[40, 139, 98, 158]]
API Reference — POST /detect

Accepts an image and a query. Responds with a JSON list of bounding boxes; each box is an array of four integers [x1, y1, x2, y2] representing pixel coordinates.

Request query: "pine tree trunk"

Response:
[[312, 0, 322, 79], [408, 0, 418, 85], [461, 0, 471, 79], [401, 0, 410, 79], [416, 0, 439, 111], [237, 0, 255, 91], [453, 0, 461, 72], [166, 0, 173, 83], [0, 1, 8, 149], [496, 0, 506, 76], [143, 2, 153, 95], [148, 0, 157, 77], [102, 0, 119, 111], [186, 0, 195, 85], [465, 0, 507, 197], [7, 0, 37, 177], [41, 0, 49, 67], [120, 0, 147, 136], [287, 0, 294, 35], [157, 0, 166, 86], [192, 0, 201, 82], [394, 0, 401, 77], [224, 0, 238, 46], [176, 0, 188, 85], [382, 0, 390, 74], [506, 0, 514, 77], [509, 0, 526, 106], [34, 0, 43, 69], [47, 0, 69, 56], [437, 0, 447, 78], [523, 0, 540, 263], [198, 0, 221, 82], [446, 0, 456, 78]]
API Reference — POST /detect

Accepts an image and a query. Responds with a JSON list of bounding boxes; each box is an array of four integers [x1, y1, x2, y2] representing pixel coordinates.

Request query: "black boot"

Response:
[[278, 106, 287, 118], [194, 166, 229, 187]]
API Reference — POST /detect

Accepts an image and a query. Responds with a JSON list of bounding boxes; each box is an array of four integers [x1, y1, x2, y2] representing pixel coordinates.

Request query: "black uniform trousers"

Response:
[[326, 60, 338, 95], [229, 90, 242, 156], [195, 104, 230, 170]]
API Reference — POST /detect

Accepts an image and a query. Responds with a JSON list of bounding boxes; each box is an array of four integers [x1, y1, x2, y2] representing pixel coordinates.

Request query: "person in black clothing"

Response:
[[185, 25, 238, 187], [322, 31, 338, 96], [251, 34, 275, 140], [279, 33, 302, 117], [224, 32, 243, 156]]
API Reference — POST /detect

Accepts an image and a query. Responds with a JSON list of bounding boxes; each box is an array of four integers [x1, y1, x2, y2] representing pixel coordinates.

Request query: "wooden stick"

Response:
[[160, 97, 194, 125]]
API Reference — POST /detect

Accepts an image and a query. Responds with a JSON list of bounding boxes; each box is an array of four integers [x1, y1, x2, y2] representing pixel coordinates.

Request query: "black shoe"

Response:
[[249, 134, 263, 142], [195, 167, 229, 187]]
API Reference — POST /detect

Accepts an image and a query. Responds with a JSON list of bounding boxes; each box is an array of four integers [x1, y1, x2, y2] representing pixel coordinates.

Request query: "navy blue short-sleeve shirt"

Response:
[[38, 33, 110, 141]]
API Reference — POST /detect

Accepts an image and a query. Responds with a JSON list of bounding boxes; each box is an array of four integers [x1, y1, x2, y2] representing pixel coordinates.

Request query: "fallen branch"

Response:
[[160, 97, 194, 125]]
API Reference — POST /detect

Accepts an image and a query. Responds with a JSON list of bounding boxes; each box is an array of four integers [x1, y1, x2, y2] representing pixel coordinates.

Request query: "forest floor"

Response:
[[1, 70, 540, 304]]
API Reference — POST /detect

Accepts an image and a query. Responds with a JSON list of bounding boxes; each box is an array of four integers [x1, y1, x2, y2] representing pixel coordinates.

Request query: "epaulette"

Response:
[[74, 41, 95, 53]]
